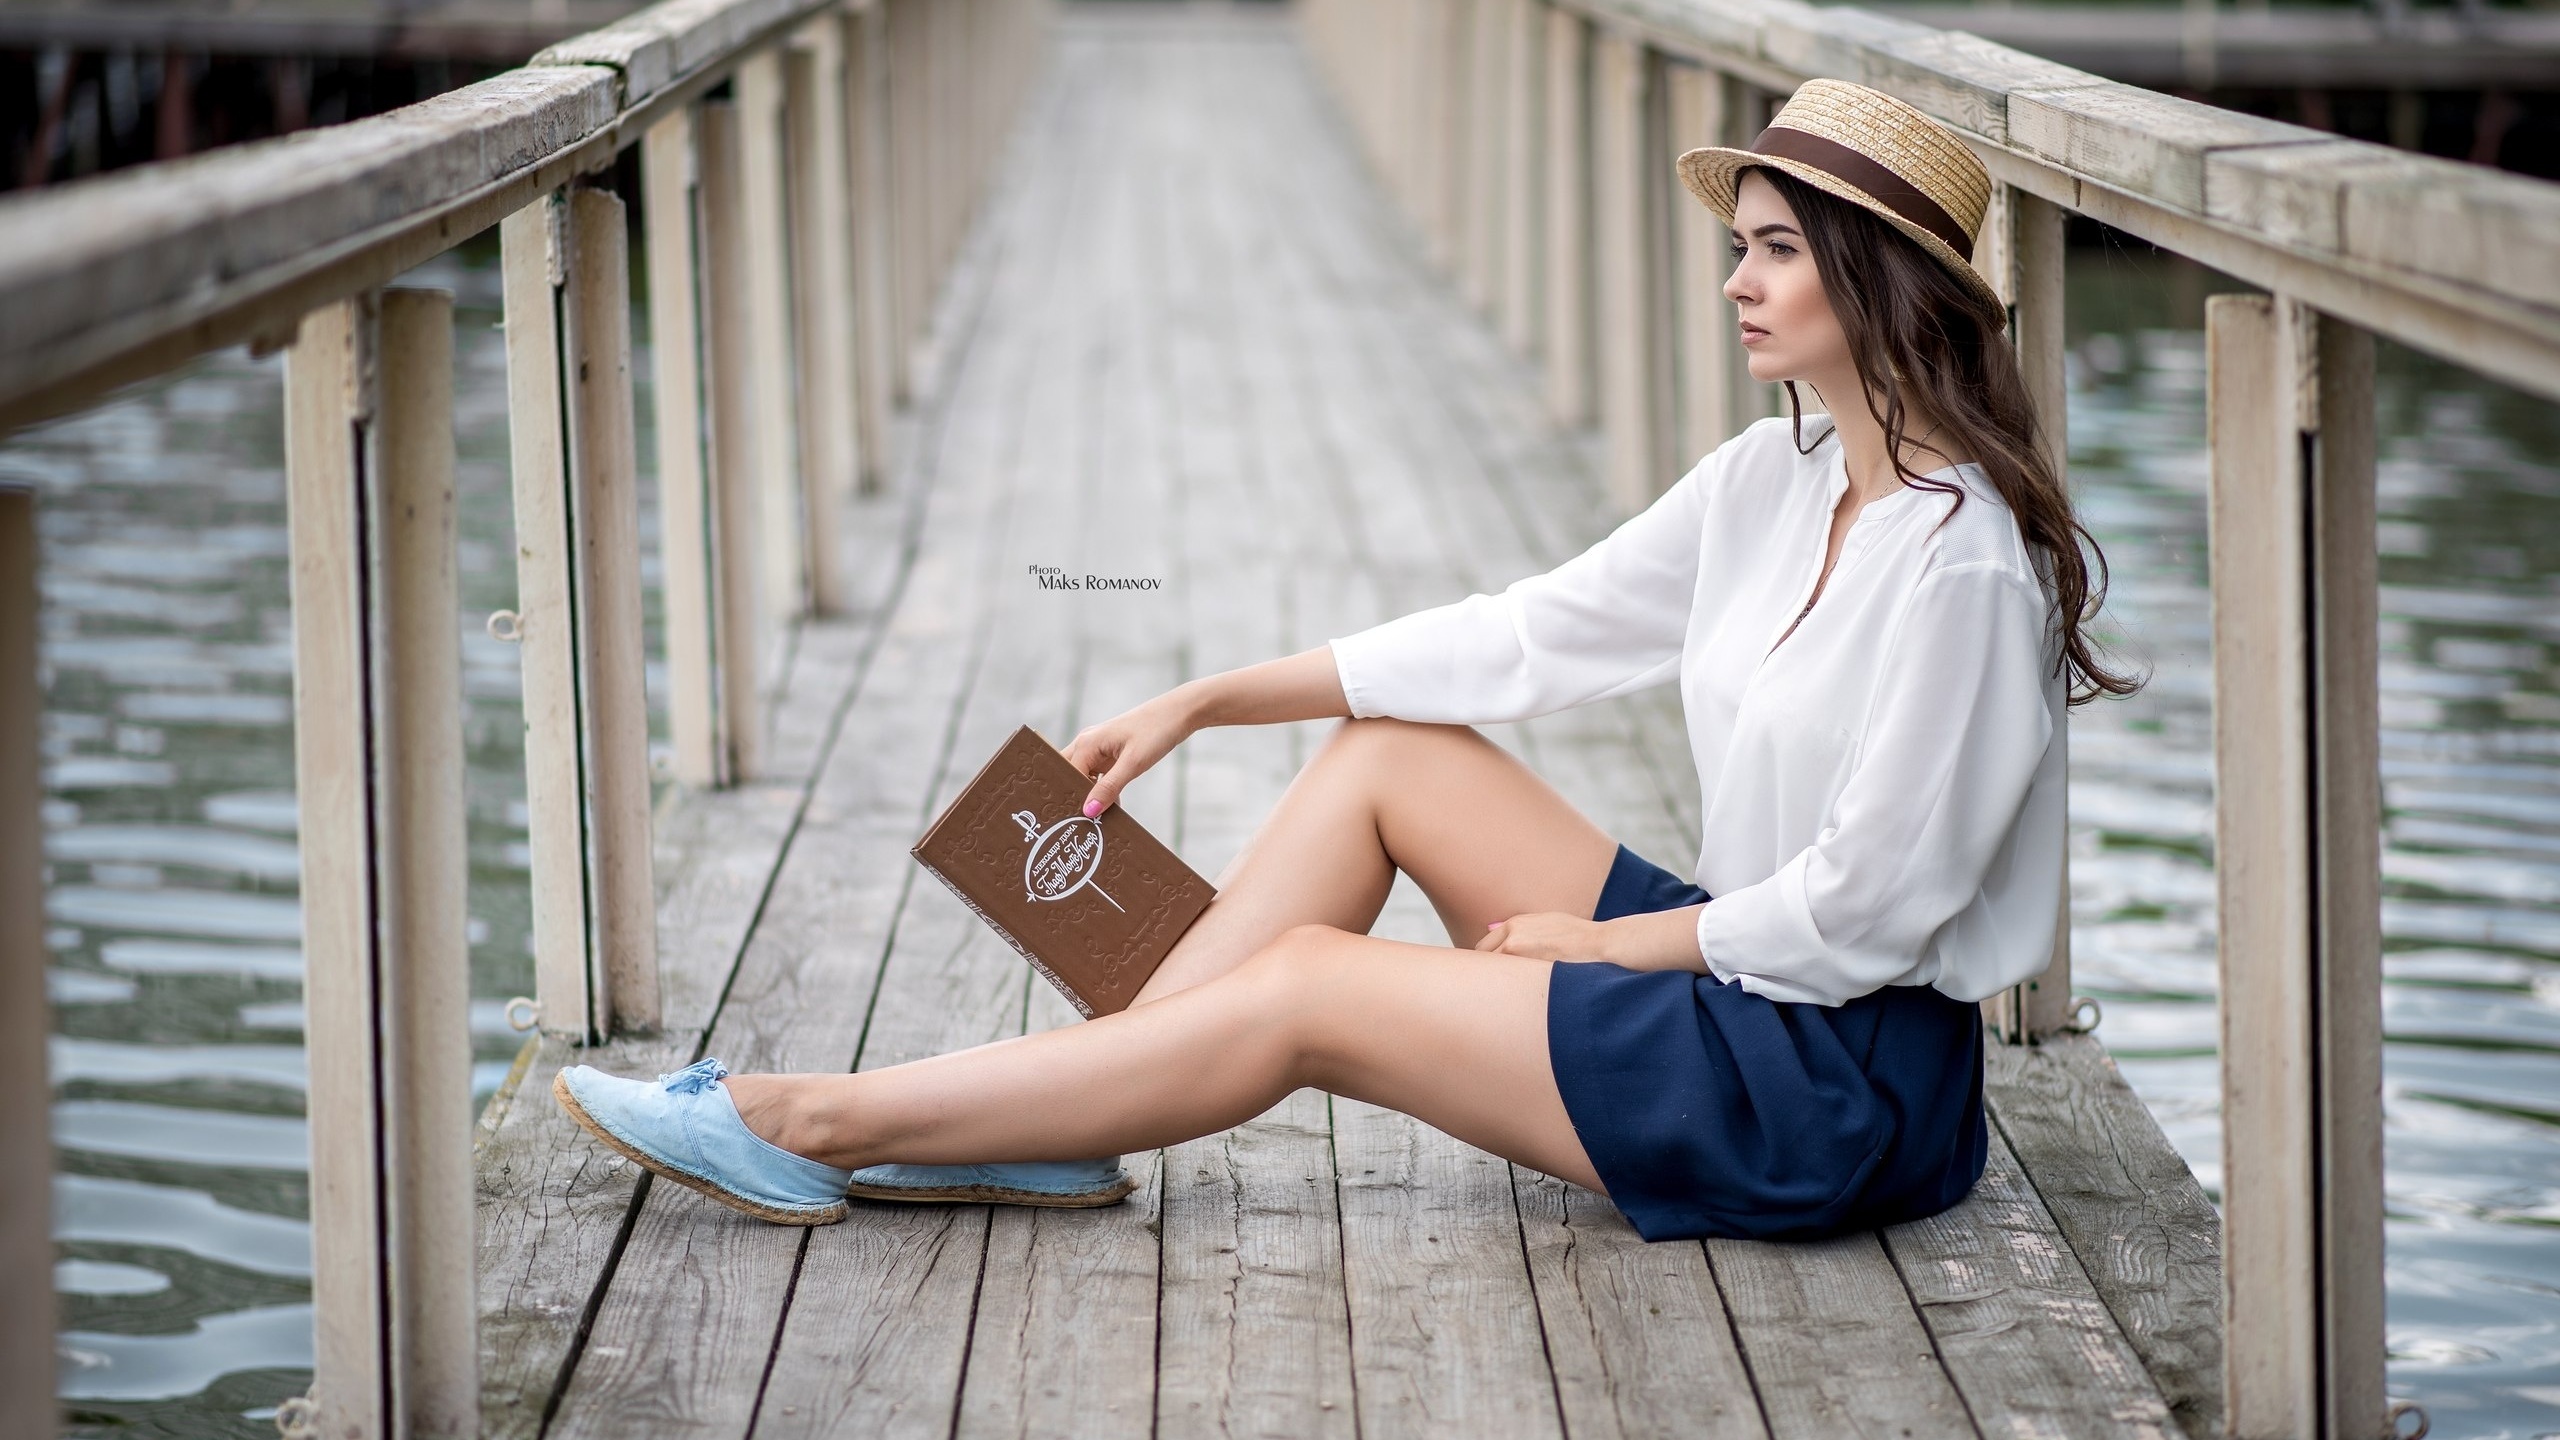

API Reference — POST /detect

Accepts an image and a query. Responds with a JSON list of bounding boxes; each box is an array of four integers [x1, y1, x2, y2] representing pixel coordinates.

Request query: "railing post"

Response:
[[842, 1, 896, 495], [1541, 4, 1591, 426], [887, 0, 925, 398], [737, 49, 809, 631], [283, 286, 477, 1438], [2208, 292, 2386, 1440], [1666, 62, 1759, 462], [1462, 0, 1507, 315], [643, 107, 727, 790], [499, 186, 662, 1040], [0, 483, 52, 1440], [1978, 184, 2076, 1045], [788, 23, 860, 615], [1499, 0, 1544, 358], [499, 195, 593, 1037], [699, 96, 768, 782], [566, 185, 663, 1034], [1592, 29, 1671, 509]]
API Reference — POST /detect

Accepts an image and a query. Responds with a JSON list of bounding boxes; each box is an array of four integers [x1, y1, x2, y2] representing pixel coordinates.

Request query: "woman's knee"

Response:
[[1228, 924, 1361, 1078]]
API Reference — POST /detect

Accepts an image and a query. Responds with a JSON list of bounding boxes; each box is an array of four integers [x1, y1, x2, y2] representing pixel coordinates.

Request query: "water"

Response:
[[2066, 247, 2560, 1439], [12, 234, 2560, 1436], [19, 234, 559, 1439]]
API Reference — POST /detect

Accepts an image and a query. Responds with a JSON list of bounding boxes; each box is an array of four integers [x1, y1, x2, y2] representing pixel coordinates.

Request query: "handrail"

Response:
[[1588, 0, 2560, 403], [0, 0, 855, 434]]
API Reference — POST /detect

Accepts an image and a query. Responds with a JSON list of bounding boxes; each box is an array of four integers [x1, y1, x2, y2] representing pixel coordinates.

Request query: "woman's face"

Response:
[[1724, 169, 1849, 387]]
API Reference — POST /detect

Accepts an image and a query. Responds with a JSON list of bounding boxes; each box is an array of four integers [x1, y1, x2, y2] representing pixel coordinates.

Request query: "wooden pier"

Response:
[[9, 0, 2560, 1434], [471, 14, 2224, 1437]]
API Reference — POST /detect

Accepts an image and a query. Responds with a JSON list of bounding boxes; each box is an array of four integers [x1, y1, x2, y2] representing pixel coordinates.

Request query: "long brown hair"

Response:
[[1747, 165, 2138, 706]]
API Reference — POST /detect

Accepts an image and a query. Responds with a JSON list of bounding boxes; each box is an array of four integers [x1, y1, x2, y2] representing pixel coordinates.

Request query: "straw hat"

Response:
[[1677, 79, 2002, 314]]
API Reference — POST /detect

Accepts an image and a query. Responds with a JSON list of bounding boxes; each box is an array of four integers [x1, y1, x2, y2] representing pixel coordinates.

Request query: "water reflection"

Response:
[[14, 235, 540, 1438], [2067, 249, 2560, 1438]]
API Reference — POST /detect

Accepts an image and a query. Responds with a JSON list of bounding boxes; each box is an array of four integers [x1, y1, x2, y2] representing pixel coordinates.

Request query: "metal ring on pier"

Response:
[[486, 609, 524, 642], [504, 995, 541, 1033], [2390, 1400, 2432, 1439], [2066, 996, 2103, 1035]]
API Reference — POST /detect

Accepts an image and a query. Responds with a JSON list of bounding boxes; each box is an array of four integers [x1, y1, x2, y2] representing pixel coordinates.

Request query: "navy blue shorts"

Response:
[[1545, 843, 1987, 1242]]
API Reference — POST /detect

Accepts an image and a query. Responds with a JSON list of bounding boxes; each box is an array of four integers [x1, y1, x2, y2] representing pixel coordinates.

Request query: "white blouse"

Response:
[[1326, 415, 2066, 1008]]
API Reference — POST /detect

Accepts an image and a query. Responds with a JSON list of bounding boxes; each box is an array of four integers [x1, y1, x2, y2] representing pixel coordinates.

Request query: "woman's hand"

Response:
[[1063, 648, 1353, 817], [1476, 912, 1615, 963], [1062, 689, 1199, 818], [1478, 905, 1709, 972]]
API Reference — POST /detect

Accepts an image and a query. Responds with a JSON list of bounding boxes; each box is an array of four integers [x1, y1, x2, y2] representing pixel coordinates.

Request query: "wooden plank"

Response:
[[531, 0, 821, 105], [842, 2, 897, 493], [1331, 1098, 1567, 1440], [644, 108, 725, 790], [2305, 308, 2385, 1440], [1464, 0, 1508, 314], [698, 97, 767, 781], [738, 48, 809, 633], [283, 293, 391, 1438], [2204, 293, 2316, 1439], [476, 786, 806, 1435], [501, 194, 602, 1039], [1516, 1177, 1767, 1440], [2006, 81, 2321, 216], [788, 26, 861, 614], [1881, 1127, 2182, 1440], [1541, 4, 1591, 425], [374, 285, 479, 1435], [1664, 60, 1735, 465], [1707, 1232, 1978, 1440], [1985, 1036, 2224, 1440], [545, 102, 1043, 1439], [1499, 0, 1544, 358], [1587, 26, 1669, 509], [567, 185, 664, 1034], [1146, 32, 1358, 1436], [0, 64, 618, 411], [0, 488, 52, 1440]]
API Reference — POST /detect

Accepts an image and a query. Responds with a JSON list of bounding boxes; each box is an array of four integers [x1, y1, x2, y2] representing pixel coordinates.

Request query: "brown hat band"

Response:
[[1745, 125, 1973, 261]]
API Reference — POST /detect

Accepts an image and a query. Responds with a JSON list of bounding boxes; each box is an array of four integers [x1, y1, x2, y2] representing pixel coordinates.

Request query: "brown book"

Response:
[[910, 724, 1216, 1017]]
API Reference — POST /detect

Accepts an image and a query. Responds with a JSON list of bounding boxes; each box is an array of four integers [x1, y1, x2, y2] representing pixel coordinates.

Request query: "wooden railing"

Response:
[[0, 0, 1046, 1434], [1298, 2, 2560, 1435]]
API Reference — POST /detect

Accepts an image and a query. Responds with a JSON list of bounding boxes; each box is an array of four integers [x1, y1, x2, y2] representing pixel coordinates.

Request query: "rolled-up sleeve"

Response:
[[1327, 451, 1714, 726], [1692, 562, 2057, 1005]]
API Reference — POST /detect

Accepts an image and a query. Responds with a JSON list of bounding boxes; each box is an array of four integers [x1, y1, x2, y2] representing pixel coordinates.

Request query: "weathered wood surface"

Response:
[[1984, 1035, 2225, 1440], [483, 11, 2221, 1438]]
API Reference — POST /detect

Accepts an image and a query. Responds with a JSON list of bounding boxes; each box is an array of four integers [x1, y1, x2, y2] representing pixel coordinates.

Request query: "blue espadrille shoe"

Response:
[[553, 1057, 853, 1225], [842, 1156, 1137, 1208]]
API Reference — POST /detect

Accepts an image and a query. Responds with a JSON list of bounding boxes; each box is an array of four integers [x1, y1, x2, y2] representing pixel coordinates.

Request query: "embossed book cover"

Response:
[[910, 724, 1216, 1018]]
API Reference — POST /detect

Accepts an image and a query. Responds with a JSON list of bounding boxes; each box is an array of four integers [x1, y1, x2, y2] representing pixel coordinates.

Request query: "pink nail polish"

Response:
[[1082, 799, 1101, 817]]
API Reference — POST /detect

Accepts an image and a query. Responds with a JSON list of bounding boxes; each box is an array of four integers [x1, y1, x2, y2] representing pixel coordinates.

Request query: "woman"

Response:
[[554, 79, 2134, 1242]]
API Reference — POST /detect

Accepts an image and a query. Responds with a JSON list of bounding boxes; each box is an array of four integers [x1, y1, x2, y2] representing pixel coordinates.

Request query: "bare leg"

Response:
[[721, 716, 1627, 1190], [730, 924, 1606, 1191], [1133, 716, 1622, 1001]]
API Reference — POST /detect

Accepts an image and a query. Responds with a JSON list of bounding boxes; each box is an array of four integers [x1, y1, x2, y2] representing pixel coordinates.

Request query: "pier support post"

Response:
[[644, 108, 725, 791], [1462, 0, 1508, 315], [1541, 4, 1592, 426], [2208, 293, 2385, 1440], [1666, 62, 1764, 462], [699, 97, 768, 783], [0, 484, 51, 1440], [788, 23, 860, 615], [283, 287, 477, 1438]]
